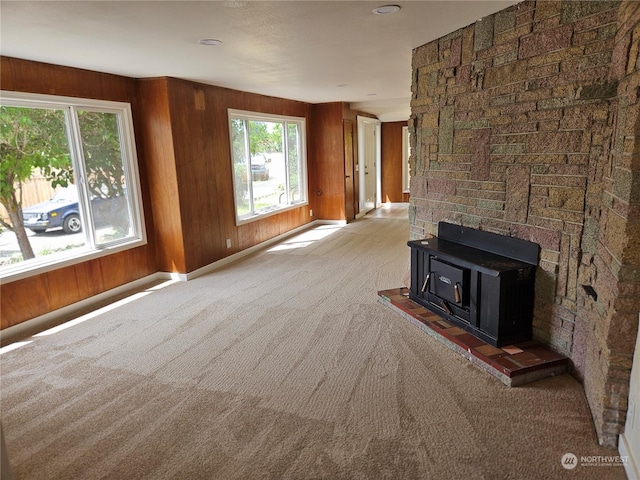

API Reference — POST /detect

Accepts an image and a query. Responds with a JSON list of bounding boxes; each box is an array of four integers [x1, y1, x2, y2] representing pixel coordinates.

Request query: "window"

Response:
[[0, 91, 146, 282], [228, 110, 307, 224]]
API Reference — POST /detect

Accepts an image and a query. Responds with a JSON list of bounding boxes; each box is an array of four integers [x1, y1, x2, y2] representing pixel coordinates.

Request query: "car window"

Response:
[[51, 186, 78, 202], [251, 154, 266, 165]]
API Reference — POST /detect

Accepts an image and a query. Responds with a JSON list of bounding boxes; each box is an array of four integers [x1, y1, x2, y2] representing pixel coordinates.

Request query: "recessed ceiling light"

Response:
[[199, 38, 222, 46], [373, 5, 401, 15]]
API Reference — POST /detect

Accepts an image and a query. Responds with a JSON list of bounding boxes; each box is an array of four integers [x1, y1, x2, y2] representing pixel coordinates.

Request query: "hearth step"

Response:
[[378, 287, 569, 387]]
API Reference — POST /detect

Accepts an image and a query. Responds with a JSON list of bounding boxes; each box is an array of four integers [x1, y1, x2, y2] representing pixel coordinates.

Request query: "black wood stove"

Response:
[[408, 222, 540, 347]]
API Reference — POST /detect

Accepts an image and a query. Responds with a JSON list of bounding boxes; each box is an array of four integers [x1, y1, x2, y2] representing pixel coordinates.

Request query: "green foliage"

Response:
[[0, 105, 72, 248], [287, 123, 300, 193], [248, 121, 283, 155], [233, 162, 249, 210], [3, 253, 23, 265], [230, 118, 247, 162], [77, 110, 126, 199], [230, 118, 284, 162], [38, 242, 84, 257], [0, 106, 73, 202]]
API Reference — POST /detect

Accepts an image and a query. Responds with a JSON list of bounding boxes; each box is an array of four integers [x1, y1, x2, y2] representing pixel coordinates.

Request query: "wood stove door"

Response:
[[430, 258, 469, 307]]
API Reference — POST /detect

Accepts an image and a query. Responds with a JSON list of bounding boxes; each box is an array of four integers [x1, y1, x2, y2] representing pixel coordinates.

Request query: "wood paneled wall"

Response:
[[0, 56, 377, 328], [308, 102, 380, 221], [137, 77, 314, 273], [309, 103, 347, 221], [342, 105, 362, 219], [0, 56, 158, 329], [381, 121, 408, 203], [136, 78, 185, 272]]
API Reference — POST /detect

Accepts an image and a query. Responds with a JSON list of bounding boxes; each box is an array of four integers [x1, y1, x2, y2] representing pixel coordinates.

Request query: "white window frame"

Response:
[[228, 109, 308, 225], [0, 90, 147, 283]]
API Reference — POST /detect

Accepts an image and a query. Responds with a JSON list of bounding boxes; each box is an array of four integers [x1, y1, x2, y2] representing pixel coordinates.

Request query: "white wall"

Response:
[[620, 313, 640, 480]]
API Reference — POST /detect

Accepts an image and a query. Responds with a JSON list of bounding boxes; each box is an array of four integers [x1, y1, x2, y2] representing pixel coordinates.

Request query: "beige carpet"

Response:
[[0, 205, 627, 479]]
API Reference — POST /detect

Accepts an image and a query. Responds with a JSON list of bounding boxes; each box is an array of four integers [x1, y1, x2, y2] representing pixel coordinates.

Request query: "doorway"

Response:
[[343, 120, 356, 222], [357, 116, 381, 217]]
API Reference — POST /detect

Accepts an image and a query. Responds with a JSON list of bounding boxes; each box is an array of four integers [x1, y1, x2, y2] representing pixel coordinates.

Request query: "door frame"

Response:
[[343, 120, 356, 222], [356, 116, 381, 218]]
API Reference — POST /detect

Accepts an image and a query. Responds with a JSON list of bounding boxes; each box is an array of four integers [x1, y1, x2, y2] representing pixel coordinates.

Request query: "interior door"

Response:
[[364, 123, 376, 211], [343, 120, 355, 222], [357, 116, 380, 216]]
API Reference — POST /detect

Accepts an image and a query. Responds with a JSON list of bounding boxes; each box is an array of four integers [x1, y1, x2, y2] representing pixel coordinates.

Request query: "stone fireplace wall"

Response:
[[409, 0, 640, 447]]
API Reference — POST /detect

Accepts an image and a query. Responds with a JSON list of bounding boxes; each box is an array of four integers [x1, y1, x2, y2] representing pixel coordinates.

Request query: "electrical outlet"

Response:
[[310, 209, 313, 217], [226, 238, 231, 248]]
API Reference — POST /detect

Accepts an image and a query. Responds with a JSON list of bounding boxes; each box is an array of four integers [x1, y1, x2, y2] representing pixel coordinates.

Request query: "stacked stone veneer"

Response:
[[409, 0, 640, 447]]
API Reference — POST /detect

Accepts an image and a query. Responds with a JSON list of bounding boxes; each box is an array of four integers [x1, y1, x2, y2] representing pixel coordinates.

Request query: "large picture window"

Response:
[[228, 110, 307, 224], [0, 91, 146, 282]]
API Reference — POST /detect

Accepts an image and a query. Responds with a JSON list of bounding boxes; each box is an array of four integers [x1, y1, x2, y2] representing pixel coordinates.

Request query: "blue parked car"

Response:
[[22, 186, 82, 234], [251, 154, 270, 181]]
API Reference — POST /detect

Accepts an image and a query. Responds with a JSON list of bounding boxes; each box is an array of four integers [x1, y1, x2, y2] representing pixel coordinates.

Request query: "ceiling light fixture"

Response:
[[373, 5, 401, 15], [199, 38, 222, 46]]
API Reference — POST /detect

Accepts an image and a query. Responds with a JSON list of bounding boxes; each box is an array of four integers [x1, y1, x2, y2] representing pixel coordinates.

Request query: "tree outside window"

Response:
[[228, 110, 307, 225], [0, 92, 145, 278]]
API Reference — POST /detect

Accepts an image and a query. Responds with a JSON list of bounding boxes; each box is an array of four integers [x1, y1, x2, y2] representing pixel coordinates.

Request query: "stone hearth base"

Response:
[[378, 288, 568, 387]]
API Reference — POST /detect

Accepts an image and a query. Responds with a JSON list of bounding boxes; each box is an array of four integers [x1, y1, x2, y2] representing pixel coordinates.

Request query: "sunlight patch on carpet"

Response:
[[267, 225, 344, 252]]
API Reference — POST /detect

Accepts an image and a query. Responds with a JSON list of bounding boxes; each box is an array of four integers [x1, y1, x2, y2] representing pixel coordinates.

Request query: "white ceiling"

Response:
[[1, 1, 518, 122]]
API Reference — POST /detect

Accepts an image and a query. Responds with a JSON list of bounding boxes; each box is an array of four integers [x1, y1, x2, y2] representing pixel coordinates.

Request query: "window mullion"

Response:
[[299, 122, 306, 201], [66, 107, 96, 249], [243, 119, 254, 214], [283, 122, 290, 205], [115, 113, 136, 231]]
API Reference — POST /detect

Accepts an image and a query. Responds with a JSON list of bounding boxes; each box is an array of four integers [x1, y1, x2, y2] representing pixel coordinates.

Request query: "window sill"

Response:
[[0, 237, 147, 285], [236, 202, 309, 226]]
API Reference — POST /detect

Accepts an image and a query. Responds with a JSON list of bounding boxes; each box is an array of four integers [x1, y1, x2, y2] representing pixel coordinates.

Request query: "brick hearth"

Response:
[[378, 288, 568, 387]]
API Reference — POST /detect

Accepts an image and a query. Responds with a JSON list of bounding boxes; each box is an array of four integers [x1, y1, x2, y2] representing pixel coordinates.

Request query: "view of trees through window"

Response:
[[229, 110, 307, 223], [0, 93, 144, 276], [1, 105, 74, 261]]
